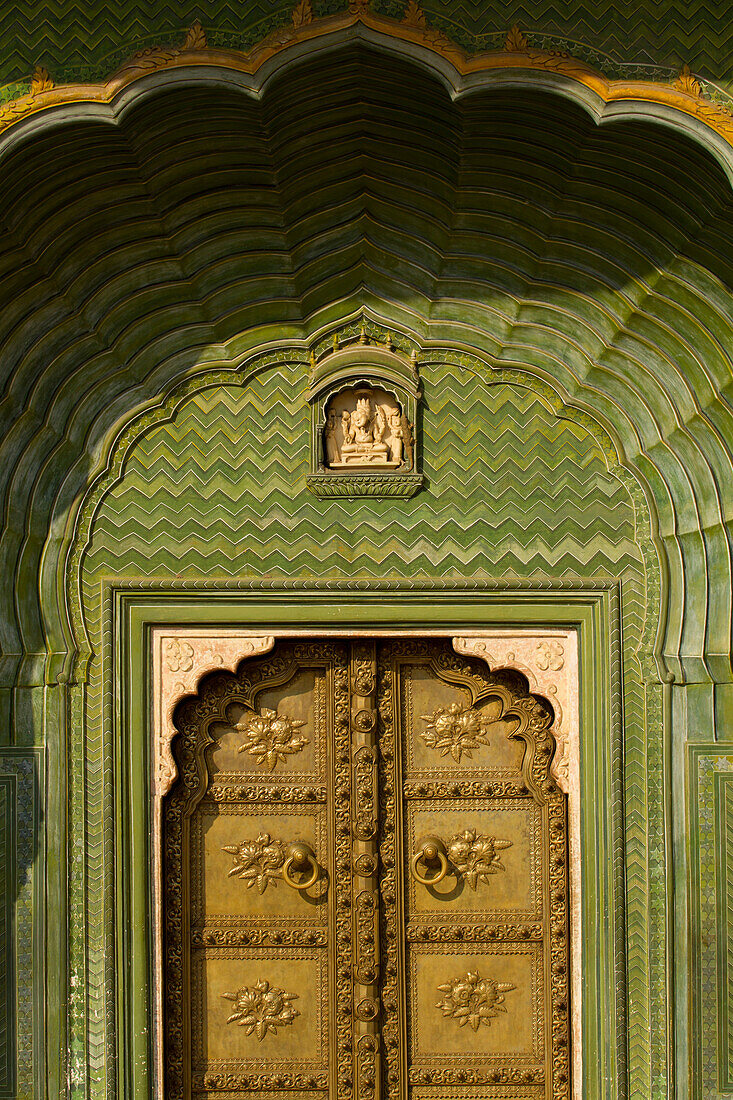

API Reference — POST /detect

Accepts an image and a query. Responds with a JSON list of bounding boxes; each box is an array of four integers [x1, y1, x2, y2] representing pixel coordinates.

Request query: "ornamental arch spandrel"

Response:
[[2, 6, 733, 1100]]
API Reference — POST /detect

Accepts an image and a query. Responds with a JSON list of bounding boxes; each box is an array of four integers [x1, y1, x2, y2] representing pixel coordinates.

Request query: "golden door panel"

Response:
[[192, 949, 328, 1069], [191, 804, 328, 926], [378, 640, 569, 1100], [207, 666, 325, 782], [164, 641, 348, 1100], [406, 800, 542, 920], [400, 663, 525, 777], [164, 638, 569, 1100], [408, 943, 543, 1062]]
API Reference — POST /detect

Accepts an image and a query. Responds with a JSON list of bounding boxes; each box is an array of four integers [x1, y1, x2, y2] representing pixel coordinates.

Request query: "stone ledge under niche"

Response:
[[306, 472, 424, 498]]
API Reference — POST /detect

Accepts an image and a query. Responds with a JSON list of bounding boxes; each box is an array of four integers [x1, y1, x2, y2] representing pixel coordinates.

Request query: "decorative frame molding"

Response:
[[2, 2, 733, 178], [151, 628, 275, 801], [687, 744, 733, 1098], [306, 336, 423, 497], [131, 587, 617, 1100], [454, 631, 578, 795]]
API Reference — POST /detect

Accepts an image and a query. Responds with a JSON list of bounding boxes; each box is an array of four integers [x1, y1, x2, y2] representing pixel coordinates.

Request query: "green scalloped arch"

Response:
[[2, 40, 733, 1098], [73, 334, 656, 1098], [1, 47, 726, 682]]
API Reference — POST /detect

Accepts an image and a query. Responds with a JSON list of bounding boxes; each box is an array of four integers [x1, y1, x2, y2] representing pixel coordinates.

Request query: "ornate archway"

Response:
[[2, 9, 733, 1099]]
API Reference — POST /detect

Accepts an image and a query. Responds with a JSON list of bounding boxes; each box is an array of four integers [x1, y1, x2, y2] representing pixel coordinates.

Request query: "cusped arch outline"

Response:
[[0, 37, 727, 688], [3, 6, 733, 186], [61, 323, 660, 679]]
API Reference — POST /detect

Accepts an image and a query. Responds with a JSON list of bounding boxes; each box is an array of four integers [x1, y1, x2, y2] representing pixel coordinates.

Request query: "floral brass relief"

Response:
[[222, 833, 288, 893], [222, 980, 300, 1039], [446, 828, 512, 890], [410, 828, 512, 888], [420, 702, 492, 763], [222, 834, 321, 892], [436, 971, 516, 1031], [234, 707, 308, 770]]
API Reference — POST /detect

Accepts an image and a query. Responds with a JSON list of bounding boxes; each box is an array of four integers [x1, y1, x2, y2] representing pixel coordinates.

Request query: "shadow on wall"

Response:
[[0, 748, 42, 1097], [0, 46, 730, 677]]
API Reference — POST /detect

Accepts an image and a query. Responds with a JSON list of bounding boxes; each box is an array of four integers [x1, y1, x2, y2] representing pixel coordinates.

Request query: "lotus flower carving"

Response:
[[234, 707, 308, 771], [436, 970, 515, 1031], [222, 979, 300, 1039]]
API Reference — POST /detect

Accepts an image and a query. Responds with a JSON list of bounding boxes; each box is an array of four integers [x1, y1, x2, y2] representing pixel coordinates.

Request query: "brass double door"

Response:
[[164, 640, 570, 1100]]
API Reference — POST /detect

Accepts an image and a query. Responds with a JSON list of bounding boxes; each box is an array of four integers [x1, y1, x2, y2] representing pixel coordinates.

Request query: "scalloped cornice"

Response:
[[2, 3, 733, 177], [151, 627, 275, 799]]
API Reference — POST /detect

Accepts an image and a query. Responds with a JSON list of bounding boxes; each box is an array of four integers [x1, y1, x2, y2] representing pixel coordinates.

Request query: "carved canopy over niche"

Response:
[[306, 333, 423, 497]]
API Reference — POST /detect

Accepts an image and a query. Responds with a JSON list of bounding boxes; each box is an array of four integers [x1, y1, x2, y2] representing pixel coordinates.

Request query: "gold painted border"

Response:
[[2, 3, 732, 149]]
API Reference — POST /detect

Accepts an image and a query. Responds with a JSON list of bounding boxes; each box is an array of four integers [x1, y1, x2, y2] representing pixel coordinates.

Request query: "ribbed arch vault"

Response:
[[2, 42, 733, 687]]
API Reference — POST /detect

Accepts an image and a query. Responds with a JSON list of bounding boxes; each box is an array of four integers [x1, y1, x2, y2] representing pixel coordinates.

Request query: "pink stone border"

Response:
[[150, 628, 276, 1095]]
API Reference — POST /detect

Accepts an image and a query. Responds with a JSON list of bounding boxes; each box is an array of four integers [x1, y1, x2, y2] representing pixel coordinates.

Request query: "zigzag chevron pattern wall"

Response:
[[83, 372, 642, 591], [76, 360, 653, 1094], [2, 0, 733, 88]]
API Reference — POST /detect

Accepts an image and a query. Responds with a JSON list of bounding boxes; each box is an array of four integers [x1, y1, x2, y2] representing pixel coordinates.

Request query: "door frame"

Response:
[[115, 581, 622, 1100]]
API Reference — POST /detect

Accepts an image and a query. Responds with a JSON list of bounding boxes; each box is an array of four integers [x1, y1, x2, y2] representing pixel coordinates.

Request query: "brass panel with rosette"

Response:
[[163, 640, 569, 1100]]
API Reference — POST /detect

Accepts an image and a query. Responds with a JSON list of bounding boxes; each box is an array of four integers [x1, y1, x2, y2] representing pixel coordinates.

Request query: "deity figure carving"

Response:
[[324, 410, 340, 464], [388, 410, 405, 464], [324, 385, 413, 470], [341, 396, 390, 463]]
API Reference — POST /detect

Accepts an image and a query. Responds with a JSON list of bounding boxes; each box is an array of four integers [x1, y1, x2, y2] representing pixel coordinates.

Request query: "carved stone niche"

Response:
[[306, 338, 423, 497]]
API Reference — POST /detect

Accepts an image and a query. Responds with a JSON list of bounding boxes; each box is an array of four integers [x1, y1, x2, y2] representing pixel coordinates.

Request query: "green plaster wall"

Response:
[[73, 346, 654, 1099], [3, 0, 733, 97], [0, 26, 732, 1100], [83, 372, 642, 588]]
